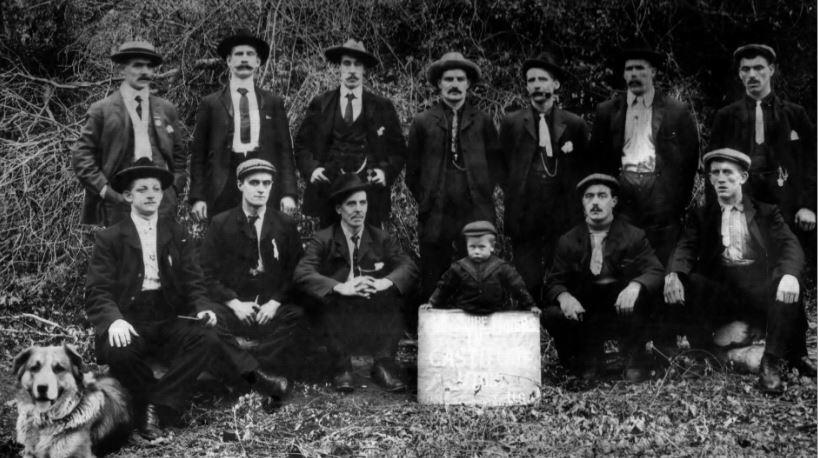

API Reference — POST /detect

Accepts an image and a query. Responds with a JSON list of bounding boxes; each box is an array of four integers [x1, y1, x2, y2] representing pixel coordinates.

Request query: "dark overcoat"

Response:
[[189, 86, 297, 209], [85, 217, 212, 335], [708, 95, 816, 222], [71, 91, 186, 225]]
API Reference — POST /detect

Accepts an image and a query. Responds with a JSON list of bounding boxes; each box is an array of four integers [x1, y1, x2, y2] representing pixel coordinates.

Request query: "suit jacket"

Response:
[[189, 86, 296, 209], [667, 196, 804, 283], [429, 255, 535, 313], [544, 217, 664, 303], [85, 216, 211, 336], [294, 223, 417, 300], [499, 105, 590, 238], [406, 100, 502, 218], [709, 94, 816, 220], [72, 91, 186, 225], [294, 88, 407, 217], [589, 90, 700, 218], [200, 206, 302, 306]]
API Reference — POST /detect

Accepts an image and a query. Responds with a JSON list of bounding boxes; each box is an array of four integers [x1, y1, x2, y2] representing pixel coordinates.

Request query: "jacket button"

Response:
[[130, 296, 135, 301]]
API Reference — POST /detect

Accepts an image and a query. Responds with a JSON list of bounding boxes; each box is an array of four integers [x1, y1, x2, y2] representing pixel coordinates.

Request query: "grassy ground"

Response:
[[2, 317, 816, 457]]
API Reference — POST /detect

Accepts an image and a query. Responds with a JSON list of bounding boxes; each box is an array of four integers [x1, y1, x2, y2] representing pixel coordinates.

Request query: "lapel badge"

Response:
[[777, 166, 788, 188], [271, 238, 280, 260], [166, 124, 174, 134], [561, 141, 574, 154], [790, 130, 800, 141], [377, 126, 385, 136]]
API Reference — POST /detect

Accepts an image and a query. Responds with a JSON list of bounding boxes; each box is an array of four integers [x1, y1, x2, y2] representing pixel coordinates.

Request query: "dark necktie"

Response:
[[135, 95, 143, 120], [450, 109, 459, 162], [237, 88, 251, 143], [344, 93, 355, 124], [351, 234, 361, 277], [247, 215, 262, 271]]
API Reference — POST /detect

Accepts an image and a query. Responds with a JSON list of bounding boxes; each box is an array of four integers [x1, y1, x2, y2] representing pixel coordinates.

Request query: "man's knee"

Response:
[[96, 338, 146, 368]]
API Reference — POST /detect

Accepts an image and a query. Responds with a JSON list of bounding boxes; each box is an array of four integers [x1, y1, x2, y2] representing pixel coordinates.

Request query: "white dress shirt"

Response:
[[131, 211, 161, 291], [622, 88, 656, 172], [339, 86, 363, 122], [719, 202, 754, 265], [230, 77, 261, 154], [120, 83, 152, 161], [341, 223, 363, 281]]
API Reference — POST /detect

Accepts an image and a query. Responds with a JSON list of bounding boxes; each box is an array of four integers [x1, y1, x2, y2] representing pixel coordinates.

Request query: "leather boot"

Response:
[[759, 354, 783, 394], [333, 370, 354, 393], [140, 404, 164, 441], [252, 369, 291, 399], [371, 359, 406, 392]]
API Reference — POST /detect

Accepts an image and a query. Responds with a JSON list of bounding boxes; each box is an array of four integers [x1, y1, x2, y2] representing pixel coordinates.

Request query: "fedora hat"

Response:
[[217, 29, 270, 64], [112, 158, 174, 193], [329, 173, 370, 204], [617, 38, 664, 69], [111, 41, 163, 65], [324, 39, 380, 68], [426, 52, 481, 84], [521, 52, 564, 80]]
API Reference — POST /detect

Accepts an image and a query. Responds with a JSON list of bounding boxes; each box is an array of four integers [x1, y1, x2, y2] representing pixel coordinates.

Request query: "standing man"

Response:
[[589, 42, 700, 264], [72, 41, 186, 226], [542, 174, 664, 382], [294, 39, 406, 227], [406, 52, 503, 312], [200, 159, 305, 396], [709, 44, 816, 252], [294, 174, 418, 393], [190, 30, 297, 220], [664, 149, 815, 393], [500, 52, 590, 297]]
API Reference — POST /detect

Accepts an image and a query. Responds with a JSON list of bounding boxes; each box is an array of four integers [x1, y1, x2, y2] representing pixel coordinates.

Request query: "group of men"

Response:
[[71, 30, 815, 440]]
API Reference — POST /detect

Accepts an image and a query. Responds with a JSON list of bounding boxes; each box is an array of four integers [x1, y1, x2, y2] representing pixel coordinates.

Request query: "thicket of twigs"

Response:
[[1, 1, 816, 455]]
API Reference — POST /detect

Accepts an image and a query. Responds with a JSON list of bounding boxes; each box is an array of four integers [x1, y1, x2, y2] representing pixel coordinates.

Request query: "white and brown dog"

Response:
[[13, 344, 132, 457]]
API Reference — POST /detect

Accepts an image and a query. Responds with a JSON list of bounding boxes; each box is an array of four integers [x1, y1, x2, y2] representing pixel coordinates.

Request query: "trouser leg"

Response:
[[95, 332, 154, 410]]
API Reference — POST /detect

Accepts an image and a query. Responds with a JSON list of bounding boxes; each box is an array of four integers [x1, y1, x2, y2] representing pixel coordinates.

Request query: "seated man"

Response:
[[542, 173, 664, 382], [425, 220, 537, 314], [200, 159, 306, 398], [664, 148, 816, 393], [85, 158, 259, 440], [294, 174, 418, 393]]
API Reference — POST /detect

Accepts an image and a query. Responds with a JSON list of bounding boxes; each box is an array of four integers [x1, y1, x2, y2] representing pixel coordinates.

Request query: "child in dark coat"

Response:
[[424, 221, 538, 314]]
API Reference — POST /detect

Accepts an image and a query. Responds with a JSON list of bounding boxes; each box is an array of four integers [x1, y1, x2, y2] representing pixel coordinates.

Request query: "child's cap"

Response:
[[462, 220, 497, 237]]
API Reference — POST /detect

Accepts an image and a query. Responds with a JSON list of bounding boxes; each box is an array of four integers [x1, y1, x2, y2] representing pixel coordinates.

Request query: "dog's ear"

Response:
[[12, 347, 33, 380], [64, 344, 85, 379]]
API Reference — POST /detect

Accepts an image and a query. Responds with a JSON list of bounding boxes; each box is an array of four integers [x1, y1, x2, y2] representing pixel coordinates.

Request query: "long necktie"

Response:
[[344, 93, 355, 124], [247, 215, 262, 272], [589, 232, 605, 275], [451, 109, 459, 162], [135, 95, 143, 120], [538, 112, 553, 157], [237, 88, 251, 143], [351, 234, 361, 277], [754, 100, 764, 145]]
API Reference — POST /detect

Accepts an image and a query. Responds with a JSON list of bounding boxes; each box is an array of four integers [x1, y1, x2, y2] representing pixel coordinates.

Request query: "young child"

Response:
[[425, 221, 538, 314]]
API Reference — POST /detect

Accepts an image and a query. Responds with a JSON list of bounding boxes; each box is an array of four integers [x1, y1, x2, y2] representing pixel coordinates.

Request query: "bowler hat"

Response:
[[236, 158, 277, 181], [521, 52, 564, 80], [324, 39, 380, 68], [733, 43, 777, 65], [617, 39, 664, 69], [576, 173, 620, 195], [462, 220, 497, 238], [112, 158, 173, 193], [329, 173, 369, 204], [217, 29, 270, 64], [426, 52, 481, 84], [111, 41, 163, 65], [703, 148, 752, 171]]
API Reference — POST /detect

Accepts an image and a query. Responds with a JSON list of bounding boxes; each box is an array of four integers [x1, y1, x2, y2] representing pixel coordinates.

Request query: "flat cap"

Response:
[[703, 148, 752, 170], [733, 44, 776, 65], [236, 158, 276, 181], [462, 220, 497, 237], [576, 173, 619, 194]]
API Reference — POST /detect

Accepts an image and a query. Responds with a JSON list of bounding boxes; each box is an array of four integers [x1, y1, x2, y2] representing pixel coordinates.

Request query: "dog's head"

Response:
[[13, 344, 84, 411]]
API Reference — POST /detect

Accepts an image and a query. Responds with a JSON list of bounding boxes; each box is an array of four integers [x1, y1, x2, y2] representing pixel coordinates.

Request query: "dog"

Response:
[[13, 344, 132, 457]]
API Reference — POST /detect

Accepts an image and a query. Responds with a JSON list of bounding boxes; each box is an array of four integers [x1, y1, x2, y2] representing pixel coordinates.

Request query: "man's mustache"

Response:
[[590, 205, 602, 212], [532, 91, 552, 98], [447, 89, 462, 94], [627, 80, 642, 86], [237, 64, 254, 70]]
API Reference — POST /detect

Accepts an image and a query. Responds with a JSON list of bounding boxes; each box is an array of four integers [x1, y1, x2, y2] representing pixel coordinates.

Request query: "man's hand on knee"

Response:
[[108, 319, 139, 348], [256, 300, 281, 325], [664, 272, 685, 305], [227, 299, 259, 325], [776, 274, 800, 304], [558, 292, 585, 321], [615, 282, 642, 316]]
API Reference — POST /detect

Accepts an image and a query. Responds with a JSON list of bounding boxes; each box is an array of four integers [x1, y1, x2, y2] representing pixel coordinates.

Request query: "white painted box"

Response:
[[417, 308, 541, 406]]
